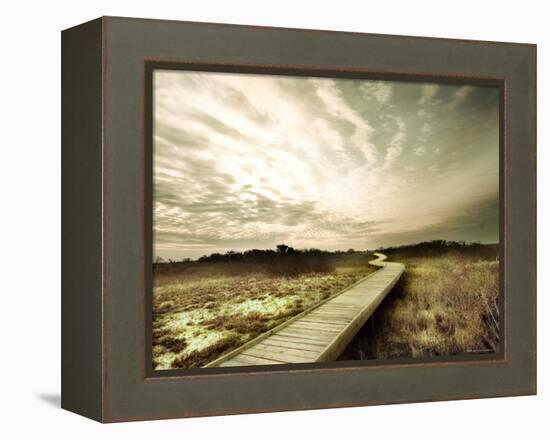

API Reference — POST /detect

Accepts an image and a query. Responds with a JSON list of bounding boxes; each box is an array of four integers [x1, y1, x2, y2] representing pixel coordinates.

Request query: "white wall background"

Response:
[[1, 0, 546, 437]]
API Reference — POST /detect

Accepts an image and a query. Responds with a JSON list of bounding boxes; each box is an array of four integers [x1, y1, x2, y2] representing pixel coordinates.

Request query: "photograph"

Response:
[[150, 69, 500, 371]]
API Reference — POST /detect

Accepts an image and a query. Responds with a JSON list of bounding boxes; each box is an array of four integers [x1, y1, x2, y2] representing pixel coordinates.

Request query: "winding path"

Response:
[[205, 253, 405, 367]]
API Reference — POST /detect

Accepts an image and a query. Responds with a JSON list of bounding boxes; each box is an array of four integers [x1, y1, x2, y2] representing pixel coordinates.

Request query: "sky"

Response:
[[153, 70, 499, 260]]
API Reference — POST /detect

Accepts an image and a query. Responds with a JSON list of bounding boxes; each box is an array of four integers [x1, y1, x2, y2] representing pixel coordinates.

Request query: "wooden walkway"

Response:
[[205, 253, 405, 367]]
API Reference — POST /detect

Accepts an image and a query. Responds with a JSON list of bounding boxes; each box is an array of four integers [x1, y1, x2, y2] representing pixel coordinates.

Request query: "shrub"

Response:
[[266, 253, 335, 276]]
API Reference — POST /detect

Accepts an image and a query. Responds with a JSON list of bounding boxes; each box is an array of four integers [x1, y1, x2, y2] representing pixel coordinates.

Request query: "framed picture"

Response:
[[62, 16, 536, 422]]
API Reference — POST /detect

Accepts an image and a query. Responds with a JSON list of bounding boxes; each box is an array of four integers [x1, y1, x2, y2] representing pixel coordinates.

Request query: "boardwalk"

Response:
[[205, 253, 405, 367]]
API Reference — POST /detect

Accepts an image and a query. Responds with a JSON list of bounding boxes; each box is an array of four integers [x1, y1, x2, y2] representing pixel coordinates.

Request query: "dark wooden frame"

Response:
[[62, 16, 537, 423]]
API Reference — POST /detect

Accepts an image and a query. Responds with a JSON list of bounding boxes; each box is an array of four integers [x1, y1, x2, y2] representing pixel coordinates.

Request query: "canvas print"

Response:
[[151, 70, 500, 370]]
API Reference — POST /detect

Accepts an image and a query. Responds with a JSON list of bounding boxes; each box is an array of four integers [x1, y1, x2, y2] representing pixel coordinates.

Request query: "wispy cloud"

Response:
[[383, 116, 406, 168], [418, 84, 440, 106], [312, 79, 378, 166], [360, 81, 393, 104]]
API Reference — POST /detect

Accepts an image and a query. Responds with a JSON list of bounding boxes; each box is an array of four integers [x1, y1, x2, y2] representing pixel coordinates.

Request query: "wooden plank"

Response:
[[291, 320, 346, 329], [252, 343, 321, 359], [307, 310, 356, 316], [308, 313, 355, 325], [314, 307, 359, 313], [260, 339, 322, 353], [305, 316, 355, 323], [319, 303, 362, 308], [277, 329, 336, 342], [221, 359, 256, 367], [244, 346, 316, 363], [299, 318, 351, 326], [231, 354, 285, 365], [284, 324, 341, 335], [268, 334, 329, 347]]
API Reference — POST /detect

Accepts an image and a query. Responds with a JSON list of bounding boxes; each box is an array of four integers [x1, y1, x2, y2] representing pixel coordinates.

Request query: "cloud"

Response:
[[360, 81, 393, 104], [153, 71, 500, 259], [383, 116, 407, 167], [418, 84, 440, 105], [420, 123, 432, 136], [311, 79, 378, 166], [450, 85, 474, 109]]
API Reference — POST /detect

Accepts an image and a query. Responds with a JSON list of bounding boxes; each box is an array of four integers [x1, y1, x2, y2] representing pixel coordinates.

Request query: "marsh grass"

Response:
[[340, 243, 499, 360], [153, 255, 376, 369]]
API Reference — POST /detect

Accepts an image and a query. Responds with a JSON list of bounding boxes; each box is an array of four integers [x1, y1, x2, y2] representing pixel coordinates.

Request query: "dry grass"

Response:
[[340, 246, 499, 360], [153, 260, 376, 370]]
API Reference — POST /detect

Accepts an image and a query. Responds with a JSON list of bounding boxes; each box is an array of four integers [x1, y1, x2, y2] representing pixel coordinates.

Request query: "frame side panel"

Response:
[[61, 18, 104, 421]]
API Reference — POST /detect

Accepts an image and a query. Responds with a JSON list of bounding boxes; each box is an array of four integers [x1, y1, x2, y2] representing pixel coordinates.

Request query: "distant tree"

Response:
[[276, 244, 295, 254], [154, 256, 165, 264]]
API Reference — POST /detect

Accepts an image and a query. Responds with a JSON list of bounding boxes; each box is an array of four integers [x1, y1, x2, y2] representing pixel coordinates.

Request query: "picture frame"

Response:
[[61, 16, 536, 422]]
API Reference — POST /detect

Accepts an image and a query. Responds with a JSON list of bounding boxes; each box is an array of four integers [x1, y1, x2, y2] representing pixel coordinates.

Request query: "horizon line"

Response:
[[154, 239, 499, 262]]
